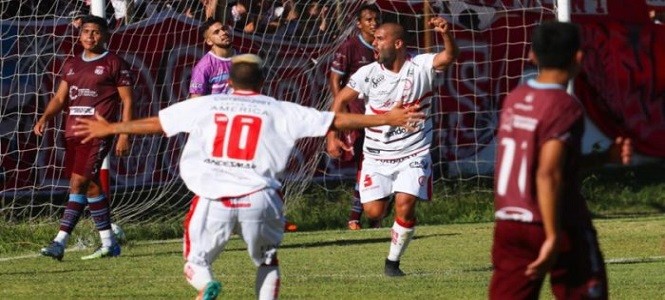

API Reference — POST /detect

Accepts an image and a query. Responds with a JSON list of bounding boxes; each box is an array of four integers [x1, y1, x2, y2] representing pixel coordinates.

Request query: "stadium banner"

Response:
[[1, 0, 663, 195]]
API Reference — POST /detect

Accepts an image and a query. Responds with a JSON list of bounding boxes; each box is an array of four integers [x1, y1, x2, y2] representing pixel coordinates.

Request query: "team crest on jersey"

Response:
[[363, 174, 373, 187], [94, 66, 106, 75]]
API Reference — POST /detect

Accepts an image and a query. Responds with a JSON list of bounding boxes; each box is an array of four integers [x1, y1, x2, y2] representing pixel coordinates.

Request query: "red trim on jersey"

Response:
[[395, 217, 416, 228], [183, 195, 200, 259], [232, 90, 259, 96], [368, 91, 434, 114]]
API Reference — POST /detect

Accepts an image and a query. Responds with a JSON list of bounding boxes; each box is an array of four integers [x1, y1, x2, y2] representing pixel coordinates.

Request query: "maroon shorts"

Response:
[[489, 220, 608, 300], [64, 137, 112, 179]]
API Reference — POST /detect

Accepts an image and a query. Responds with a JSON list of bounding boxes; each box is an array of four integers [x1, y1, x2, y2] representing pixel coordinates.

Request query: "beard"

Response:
[[377, 50, 396, 66]]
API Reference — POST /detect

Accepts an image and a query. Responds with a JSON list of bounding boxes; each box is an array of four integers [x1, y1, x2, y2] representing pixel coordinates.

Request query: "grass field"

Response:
[[1, 216, 663, 299]]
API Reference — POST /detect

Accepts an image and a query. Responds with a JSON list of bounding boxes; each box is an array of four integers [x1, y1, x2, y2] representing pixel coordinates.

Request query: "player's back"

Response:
[[160, 92, 333, 199], [494, 79, 589, 226]]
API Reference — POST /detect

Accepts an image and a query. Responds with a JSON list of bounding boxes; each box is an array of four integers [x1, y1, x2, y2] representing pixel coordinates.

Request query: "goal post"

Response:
[[0, 0, 560, 226]]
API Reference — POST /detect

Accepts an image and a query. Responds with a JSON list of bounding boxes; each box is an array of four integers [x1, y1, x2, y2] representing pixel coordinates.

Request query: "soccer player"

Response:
[[328, 4, 381, 231], [33, 15, 133, 260], [72, 54, 424, 300], [489, 21, 631, 299], [326, 18, 459, 276], [189, 19, 234, 98]]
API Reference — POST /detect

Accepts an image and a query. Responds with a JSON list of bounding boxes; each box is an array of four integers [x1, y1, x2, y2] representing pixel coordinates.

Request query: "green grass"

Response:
[[0, 217, 663, 299]]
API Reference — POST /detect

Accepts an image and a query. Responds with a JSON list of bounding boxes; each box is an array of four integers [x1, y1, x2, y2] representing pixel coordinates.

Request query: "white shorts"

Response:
[[183, 189, 285, 268], [358, 152, 433, 203]]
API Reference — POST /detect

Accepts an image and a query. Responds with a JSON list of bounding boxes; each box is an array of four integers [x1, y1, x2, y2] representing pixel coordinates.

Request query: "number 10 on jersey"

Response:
[[212, 113, 262, 161]]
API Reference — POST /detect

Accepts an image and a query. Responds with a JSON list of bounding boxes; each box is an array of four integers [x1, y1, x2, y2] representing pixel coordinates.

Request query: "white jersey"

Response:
[[159, 91, 334, 198], [347, 53, 436, 160]]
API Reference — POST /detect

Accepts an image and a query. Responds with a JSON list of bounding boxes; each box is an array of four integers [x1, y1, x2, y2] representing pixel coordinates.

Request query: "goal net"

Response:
[[0, 0, 556, 225]]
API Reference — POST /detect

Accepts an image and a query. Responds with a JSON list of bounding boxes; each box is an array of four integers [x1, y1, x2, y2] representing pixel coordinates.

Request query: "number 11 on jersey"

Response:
[[496, 137, 527, 197]]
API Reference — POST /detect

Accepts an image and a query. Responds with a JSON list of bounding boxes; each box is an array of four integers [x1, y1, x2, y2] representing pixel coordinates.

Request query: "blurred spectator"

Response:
[[273, 0, 300, 37], [296, 2, 331, 43], [244, 0, 284, 34], [227, 1, 249, 31], [650, 9, 665, 24], [458, 8, 480, 31], [179, 0, 222, 21]]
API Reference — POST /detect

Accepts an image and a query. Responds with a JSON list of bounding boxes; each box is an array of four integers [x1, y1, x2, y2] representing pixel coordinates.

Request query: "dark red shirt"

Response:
[[61, 51, 133, 138], [330, 34, 374, 114], [494, 79, 589, 226], [330, 34, 375, 85]]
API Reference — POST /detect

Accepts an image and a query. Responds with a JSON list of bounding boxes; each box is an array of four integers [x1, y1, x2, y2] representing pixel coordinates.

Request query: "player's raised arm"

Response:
[[74, 114, 163, 144], [429, 16, 459, 70]]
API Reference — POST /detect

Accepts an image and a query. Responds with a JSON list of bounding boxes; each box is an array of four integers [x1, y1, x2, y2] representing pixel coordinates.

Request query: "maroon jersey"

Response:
[[61, 51, 133, 138], [330, 34, 374, 85], [494, 79, 589, 226], [330, 34, 374, 115]]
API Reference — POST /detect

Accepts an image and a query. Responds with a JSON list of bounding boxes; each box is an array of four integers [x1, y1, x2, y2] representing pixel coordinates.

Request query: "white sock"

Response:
[[99, 229, 116, 247], [54, 230, 70, 247], [256, 265, 280, 300], [387, 221, 415, 262], [184, 261, 214, 291]]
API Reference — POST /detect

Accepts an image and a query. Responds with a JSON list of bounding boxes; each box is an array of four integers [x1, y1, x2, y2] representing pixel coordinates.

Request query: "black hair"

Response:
[[531, 21, 581, 69], [230, 61, 263, 90], [200, 18, 223, 38], [356, 4, 380, 21], [80, 15, 109, 33]]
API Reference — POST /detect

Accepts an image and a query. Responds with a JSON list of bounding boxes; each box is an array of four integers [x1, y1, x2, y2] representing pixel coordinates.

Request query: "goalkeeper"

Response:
[[72, 54, 424, 300]]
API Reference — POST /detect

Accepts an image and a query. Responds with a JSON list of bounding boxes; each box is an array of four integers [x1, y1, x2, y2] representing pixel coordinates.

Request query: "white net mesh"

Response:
[[0, 0, 556, 224]]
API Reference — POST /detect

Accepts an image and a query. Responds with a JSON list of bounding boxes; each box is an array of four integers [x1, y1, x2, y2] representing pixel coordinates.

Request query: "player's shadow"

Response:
[[280, 232, 459, 249]]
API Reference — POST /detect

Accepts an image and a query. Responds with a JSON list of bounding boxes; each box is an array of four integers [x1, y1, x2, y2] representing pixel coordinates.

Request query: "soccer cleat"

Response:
[[347, 220, 361, 230], [196, 280, 222, 300], [80, 243, 121, 260], [40, 241, 65, 261], [384, 259, 406, 277]]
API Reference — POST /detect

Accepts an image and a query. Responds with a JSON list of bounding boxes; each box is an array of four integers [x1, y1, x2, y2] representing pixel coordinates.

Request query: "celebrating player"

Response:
[[189, 19, 234, 98], [33, 15, 133, 260], [329, 4, 381, 231], [489, 21, 631, 299], [326, 18, 459, 276], [73, 54, 424, 300]]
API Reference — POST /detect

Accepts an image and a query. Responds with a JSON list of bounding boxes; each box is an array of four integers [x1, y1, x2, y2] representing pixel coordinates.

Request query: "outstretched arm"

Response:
[[331, 102, 423, 131], [429, 16, 459, 70], [74, 114, 163, 144]]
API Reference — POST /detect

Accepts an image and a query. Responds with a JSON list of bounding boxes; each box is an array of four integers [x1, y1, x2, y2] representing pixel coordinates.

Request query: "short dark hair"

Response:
[[200, 18, 223, 38], [531, 21, 581, 69], [380, 22, 405, 41], [80, 15, 109, 33], [357, 4, 380, 21], [230, 54, 264, 90]]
